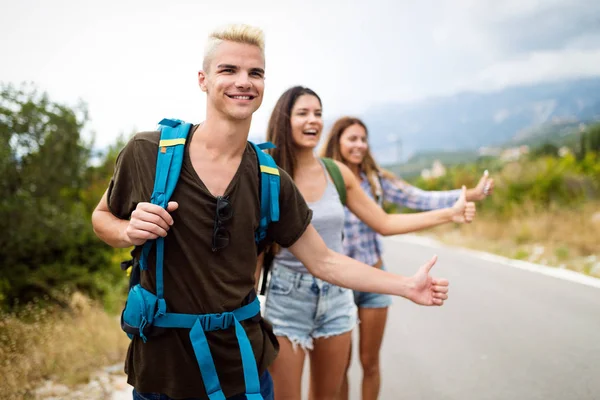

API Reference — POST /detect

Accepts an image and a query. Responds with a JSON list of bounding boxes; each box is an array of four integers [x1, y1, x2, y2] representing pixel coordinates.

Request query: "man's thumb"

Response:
[[422, 255, 438, 273], [167, 201, 179, 212], [461, 185, 467, 198]]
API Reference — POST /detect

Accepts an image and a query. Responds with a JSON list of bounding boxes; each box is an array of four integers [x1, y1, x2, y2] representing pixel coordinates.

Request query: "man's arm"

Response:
[[288, 224, 449, 306], [91, 189, 178, 248], [339, 161, 476, 235]]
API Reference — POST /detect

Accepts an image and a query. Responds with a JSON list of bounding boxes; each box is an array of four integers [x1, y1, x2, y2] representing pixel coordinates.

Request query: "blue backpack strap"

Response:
[[139, 118, 192, 316], [256, 142, 275, 150], [250, 141, 280, 244]]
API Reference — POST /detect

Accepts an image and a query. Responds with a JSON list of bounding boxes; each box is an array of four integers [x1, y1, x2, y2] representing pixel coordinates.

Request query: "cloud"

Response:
[[484, 0, 600, 54], [463, 49, 600, 91], [1, 0, 599, 149]]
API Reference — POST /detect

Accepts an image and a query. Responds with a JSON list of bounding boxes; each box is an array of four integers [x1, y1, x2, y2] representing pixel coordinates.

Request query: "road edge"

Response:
[[387, 234, 600, 289]]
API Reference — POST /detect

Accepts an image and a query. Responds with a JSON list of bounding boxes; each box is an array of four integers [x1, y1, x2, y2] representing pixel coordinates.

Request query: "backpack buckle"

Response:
[[120, 259, 133, 271], [201, 312, 234, 331]]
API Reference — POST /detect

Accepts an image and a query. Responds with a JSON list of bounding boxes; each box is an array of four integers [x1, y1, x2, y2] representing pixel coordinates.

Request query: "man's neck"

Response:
[[193, 111, 251, 159]]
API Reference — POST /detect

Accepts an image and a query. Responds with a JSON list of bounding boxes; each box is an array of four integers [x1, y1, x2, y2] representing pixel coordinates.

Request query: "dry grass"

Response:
[[0, 293, 130, 400], [425, 202, 600, 276]]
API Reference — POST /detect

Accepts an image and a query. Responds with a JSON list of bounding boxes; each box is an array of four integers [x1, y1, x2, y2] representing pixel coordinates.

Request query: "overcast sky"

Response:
[[2, 0, 599, 148]]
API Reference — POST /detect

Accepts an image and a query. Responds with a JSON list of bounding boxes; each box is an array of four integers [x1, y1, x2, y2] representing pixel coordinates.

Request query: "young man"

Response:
[[92, 24, 450, 400]]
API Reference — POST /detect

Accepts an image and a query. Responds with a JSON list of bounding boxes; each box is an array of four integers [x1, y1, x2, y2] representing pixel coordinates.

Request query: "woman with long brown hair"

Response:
[[321, 116, 494, 400], [259, 87, 478, 400]]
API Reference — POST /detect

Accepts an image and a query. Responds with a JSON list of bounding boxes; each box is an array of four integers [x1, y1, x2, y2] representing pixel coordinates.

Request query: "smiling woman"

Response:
[[259, 86, 474, 400], [289, 94, 322, 154], [261, 87, 358, 399], [320, 115, 493, 400]]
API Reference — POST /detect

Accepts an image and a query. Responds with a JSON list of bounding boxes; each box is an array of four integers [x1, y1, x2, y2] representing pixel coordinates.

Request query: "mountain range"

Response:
[[360, 77, 600, 164]]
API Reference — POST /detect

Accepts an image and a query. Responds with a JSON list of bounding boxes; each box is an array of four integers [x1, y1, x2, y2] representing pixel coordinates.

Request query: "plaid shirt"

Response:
[[342, 174, 462, 265]]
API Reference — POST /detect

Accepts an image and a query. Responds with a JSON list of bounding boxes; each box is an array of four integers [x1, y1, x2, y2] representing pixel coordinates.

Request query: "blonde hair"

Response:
[[203, 24, 265, 71]]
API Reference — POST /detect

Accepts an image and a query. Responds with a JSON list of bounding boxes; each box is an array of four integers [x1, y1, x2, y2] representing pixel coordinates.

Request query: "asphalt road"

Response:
[[341, 236, 600, 400], [112, 235, 600, 400]]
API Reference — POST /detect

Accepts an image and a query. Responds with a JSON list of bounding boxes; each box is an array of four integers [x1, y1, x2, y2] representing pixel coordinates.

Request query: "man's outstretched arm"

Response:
[[287, 224, 449, 306]]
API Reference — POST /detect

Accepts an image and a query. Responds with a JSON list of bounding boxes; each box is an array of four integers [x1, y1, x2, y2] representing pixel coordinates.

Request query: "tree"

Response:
[[0, 83, 120, 309], [531, 142, 559, 158], [587, 124, 600, 152]]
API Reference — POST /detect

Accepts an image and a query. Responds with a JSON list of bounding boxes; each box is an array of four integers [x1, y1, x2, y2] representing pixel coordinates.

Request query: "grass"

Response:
[[0, 292, 130, 400], [421, 202, 600, 277]]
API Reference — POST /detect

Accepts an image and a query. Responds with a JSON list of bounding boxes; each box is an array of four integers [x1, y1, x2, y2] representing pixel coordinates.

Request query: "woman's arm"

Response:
[[337, 161, 475, 236], [467, 170, 495, 201], [382, 171, 494, 210], [382, 178, 462, 210]]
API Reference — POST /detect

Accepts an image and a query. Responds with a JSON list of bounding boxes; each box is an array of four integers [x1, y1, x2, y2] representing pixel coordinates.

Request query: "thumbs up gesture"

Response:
[[472, 170, 495, 201], [450, 186, 476, 224], [407, 255, 449, 306]]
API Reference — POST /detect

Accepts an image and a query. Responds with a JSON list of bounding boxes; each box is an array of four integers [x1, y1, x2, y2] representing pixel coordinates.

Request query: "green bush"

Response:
[[0, 83, 122, 310], [402, 135, 599, 218]]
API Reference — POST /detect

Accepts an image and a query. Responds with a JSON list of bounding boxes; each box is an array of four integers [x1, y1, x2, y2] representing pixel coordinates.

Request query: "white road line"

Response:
[[388, 234, 600, 289]]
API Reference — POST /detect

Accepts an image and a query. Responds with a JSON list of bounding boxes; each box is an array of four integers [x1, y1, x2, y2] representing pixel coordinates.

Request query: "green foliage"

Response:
[[0, 83, 122, 310], [589, 124, 600, 152], [554, 246, 570, 261], [514, 249, 529, 260], [402, 130, 600, 218], [530, 142, 559, 158]]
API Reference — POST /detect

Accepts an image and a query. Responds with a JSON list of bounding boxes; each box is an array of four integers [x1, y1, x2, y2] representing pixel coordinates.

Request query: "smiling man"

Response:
[[92, 23, 451, 400]]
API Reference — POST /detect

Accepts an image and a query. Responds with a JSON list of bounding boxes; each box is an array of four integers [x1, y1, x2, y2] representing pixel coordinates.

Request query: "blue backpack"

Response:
[[120, 118, 280, 400]]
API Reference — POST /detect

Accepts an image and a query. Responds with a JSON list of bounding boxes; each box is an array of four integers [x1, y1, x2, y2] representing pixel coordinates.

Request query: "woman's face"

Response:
[[339, 123, 368, 166], [290, 94, 323, 150]]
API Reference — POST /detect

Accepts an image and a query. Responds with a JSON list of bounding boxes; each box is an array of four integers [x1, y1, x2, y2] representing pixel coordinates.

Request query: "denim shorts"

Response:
[[353, 265, 393, 309], [264, 264, 357, 350], [132, 370, 274, 400]]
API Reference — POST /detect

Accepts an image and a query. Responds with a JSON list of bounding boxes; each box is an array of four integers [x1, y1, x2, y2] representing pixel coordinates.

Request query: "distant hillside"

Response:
[[507, 120, 586, 148], [385, 150, 479, 178], [362, 77, 600, 163]]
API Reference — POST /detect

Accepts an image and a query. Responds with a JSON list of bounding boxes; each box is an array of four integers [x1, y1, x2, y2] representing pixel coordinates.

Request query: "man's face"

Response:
[[198, 41, 265, 121]]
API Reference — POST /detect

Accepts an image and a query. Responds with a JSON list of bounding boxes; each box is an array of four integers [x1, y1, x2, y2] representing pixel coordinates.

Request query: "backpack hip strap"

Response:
[[154, 297, 263, 400]]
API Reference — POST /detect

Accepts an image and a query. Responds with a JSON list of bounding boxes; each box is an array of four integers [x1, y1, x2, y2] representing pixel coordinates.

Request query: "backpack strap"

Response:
[[250, 141, 280, 244], [252, 141, 280, 297], [139, 118, 192, 316], [321, 157, 347, 206]]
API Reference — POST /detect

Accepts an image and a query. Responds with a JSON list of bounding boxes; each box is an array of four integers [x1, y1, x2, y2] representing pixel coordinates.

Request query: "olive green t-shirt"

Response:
[[107, 128, 312, 398]]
